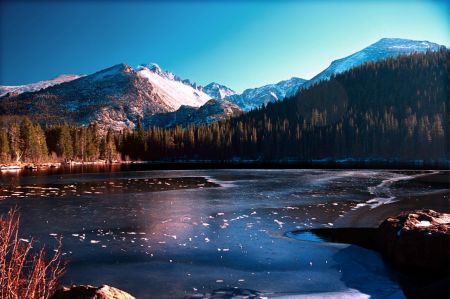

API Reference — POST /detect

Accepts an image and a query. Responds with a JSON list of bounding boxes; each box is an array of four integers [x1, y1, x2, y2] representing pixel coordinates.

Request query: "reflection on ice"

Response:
[[0, 176, 217, 200]]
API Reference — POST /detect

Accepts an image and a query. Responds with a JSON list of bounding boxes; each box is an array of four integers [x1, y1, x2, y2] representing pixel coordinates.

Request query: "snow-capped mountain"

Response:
[[145, 99, 242, 128], [304, 38, 442, 88], [0, 74, 83, 97], [226, 77, 307, 111], [203, 82, 236, 99], [136, 63, 211, 110], [0, 38, 444, 130], [0, 63, 212, 131]]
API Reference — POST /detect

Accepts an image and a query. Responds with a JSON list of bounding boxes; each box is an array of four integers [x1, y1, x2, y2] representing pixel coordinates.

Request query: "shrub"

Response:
[[0, 208, 65, 298]]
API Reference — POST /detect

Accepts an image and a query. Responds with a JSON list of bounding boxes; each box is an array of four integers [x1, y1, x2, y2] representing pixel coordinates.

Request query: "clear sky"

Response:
[[0, 0, 448, 92]]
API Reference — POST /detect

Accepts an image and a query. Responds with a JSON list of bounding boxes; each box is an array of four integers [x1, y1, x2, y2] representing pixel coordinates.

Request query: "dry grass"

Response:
[[0, 208, 65, 299]]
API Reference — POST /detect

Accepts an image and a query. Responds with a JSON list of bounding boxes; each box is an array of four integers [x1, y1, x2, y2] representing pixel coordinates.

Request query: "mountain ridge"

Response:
[[0, 37, 445, 130], [203, 82, 236, 100], [225, 77, 307, 111], [303, 38, 443, 88], [0, 74, 84, 97], [0, 63, 211, 131]]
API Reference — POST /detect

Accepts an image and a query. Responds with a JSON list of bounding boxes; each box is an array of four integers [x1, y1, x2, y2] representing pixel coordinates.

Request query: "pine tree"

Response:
[[56, 123, 73, 160], [17, 118, 50, 162], [104, 129, 117, 162], [0, 129, 10, 163], [85, 124, 100, 161], [34, 123, 48, 162]]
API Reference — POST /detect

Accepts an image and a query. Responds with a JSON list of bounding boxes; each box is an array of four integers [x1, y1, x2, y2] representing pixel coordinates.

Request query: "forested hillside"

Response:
[[0, 49, 448, 164], [120, 48, 449, 162]]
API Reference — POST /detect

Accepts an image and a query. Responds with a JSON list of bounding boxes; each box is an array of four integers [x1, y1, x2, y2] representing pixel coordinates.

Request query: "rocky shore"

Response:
[[292, 209, 450, 299], [334, 171, 449, 228], [51, 285, 135, 299], [378, 209, 449, 275]]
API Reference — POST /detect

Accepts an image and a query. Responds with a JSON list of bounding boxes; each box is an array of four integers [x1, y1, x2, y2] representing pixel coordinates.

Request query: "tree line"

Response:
[[0, 120, 117, 163], [0, 48, 448, 164]]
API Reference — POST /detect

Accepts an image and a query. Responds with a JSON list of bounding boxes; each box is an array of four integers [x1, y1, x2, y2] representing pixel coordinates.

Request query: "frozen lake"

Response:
[[1, 168, 445, 298]]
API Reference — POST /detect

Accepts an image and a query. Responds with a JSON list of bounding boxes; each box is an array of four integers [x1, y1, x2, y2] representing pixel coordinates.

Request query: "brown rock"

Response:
[[51, 284, 135, 299], [377, 209, 450, 276]]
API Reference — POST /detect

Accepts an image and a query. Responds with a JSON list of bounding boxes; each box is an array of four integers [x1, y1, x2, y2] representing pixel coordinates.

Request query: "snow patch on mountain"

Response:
[[139, 63, 176, 81], [136, 65, 211, 110]]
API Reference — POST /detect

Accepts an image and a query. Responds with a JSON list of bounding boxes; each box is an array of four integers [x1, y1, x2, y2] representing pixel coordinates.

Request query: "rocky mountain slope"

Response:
[[226, 77, 307, 111], [0, 64, 211, 131], [203, 82, 236, 100], [145, 99, 242, 128]]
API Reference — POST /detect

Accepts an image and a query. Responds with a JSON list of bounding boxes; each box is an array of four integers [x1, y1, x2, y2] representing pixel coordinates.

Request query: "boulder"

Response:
[[377, 209, 450, 276], [51, 285, 135, 299]]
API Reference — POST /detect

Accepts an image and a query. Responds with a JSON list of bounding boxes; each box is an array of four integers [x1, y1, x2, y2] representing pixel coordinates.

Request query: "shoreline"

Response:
[[335, 171, 449, 228], [288, 171, 449, 298], [0, 160, 143, 171], [1, 159, 449, 172]]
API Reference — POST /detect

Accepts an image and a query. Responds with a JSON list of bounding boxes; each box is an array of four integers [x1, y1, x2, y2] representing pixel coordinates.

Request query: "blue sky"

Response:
[[0, 0, 448, 92]]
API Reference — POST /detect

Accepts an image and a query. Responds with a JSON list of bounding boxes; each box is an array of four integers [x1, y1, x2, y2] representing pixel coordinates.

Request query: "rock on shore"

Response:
[[377, 209, 450, 275], [51, 285, 135, 299]]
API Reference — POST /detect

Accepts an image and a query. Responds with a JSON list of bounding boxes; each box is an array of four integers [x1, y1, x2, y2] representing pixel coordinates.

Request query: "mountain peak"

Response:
[[110, 63, 132, 71], [145, 63, 163, 74], [100, 63, 133, 74], [89, 63, 132, 81], [304, 37, 444, 88], [205, 82, 222, 88], [136, 63, 179, 81], [377, 37, 415, 43], [226, 76, 307, 111], [203, 82, 236, 100], [371, 38, 441, 50], [134, 63, 211, 111]]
